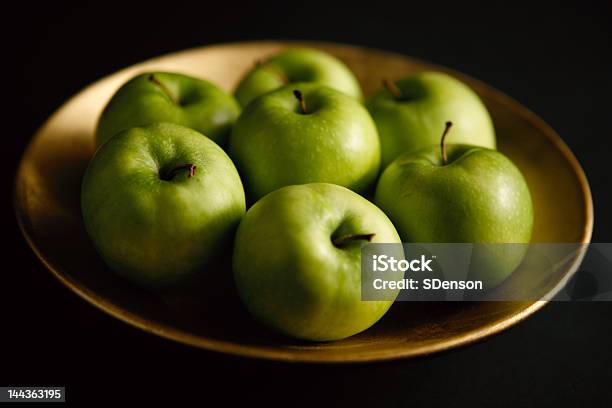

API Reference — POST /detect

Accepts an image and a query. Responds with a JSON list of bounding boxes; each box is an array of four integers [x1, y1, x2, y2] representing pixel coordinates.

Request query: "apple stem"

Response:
[[332, 233, 376, 247], [440, 121, 453, 165], [383, 78, 403, 100], [293, 90, 308, 114], [161, 164, 197, 181], [148, 74, 178, 105], [256, 60, 289, 84]]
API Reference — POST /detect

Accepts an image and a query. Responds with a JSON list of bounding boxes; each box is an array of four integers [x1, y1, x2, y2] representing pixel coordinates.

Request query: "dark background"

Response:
[[3, 1, 611, 405]]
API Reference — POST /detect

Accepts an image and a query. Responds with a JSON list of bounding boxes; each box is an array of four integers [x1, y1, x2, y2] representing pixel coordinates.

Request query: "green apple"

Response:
[[96, 72, 240, 147], [229, 83, 380, 201], [234, 47, 362, 107], [374, 123, 533, 287], [82, 123, 246, 288], [366, 71, 496, 168], [233, 183, 401, 341]]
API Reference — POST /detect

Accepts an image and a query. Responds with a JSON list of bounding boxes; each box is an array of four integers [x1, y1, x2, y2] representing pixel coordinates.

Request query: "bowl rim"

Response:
[[14, 40, 594, 363]]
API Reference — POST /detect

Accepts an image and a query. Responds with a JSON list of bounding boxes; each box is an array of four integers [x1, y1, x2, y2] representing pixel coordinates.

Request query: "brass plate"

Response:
[[14, 41, 593, 363]]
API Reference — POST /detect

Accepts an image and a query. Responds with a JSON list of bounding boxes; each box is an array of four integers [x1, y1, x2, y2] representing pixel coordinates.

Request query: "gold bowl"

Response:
[[15, 41, 593, 362]]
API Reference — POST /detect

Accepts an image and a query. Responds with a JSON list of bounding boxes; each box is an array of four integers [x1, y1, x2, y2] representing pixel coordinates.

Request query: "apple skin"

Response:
[[96, 72, 241, 147], [82, 123, 246, 288], [233, 183, 402, 341], [229, 83, 380, 201], [375, 145, 533, 287], [366, 71, 496, 168], [234, 47, 363, 107]]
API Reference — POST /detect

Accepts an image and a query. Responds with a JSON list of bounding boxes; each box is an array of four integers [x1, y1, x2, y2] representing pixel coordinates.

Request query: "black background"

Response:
[[3, 1, 611, 406]]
